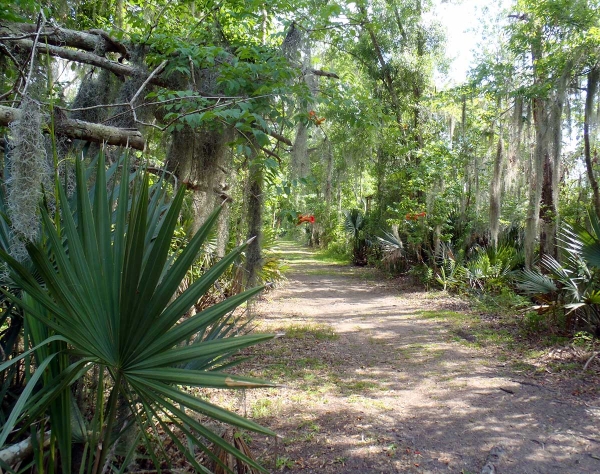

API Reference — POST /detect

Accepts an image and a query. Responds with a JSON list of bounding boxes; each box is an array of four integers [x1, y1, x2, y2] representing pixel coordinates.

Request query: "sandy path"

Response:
[[235, 242, 600, 473]]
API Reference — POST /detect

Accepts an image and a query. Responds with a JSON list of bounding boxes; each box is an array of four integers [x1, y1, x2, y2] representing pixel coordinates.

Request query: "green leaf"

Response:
[[0, 354, 57, 447]]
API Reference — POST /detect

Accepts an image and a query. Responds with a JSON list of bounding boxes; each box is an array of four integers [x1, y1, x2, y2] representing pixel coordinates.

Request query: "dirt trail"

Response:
[[235, 242, 600, 473]]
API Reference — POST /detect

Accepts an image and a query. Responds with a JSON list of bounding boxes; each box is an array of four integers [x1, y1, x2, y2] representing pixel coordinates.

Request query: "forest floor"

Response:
[[211, 241, 600, 473]]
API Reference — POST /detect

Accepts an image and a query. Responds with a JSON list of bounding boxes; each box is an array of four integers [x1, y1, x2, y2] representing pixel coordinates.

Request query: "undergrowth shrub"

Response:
[[516, 216, 600, 336]]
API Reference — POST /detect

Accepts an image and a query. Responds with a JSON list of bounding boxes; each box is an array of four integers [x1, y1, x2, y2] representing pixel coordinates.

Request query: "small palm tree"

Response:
[[516, 213, 600, 334], [0, 154, 274, 473], [344, 209, 368, 265]]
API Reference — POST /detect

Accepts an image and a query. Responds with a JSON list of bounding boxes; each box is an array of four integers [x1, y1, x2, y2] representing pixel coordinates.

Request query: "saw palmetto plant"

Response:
[[0, 154, 274, 473], [516, 213, 600, 334], [344, 209, 368, 266]]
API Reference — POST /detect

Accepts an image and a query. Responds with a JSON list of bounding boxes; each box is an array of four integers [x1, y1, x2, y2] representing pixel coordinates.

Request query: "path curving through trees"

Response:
[[232, 242, 600, 473]]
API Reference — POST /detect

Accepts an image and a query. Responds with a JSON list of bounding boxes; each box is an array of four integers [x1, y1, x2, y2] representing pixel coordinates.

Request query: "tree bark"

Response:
[[0, 22, 128, 56], [245, 147, 263, 288], [524, 28, 569, 268], [584, 67, 600, 218], [525, 93, 546, 269], [0, 105, 145, 150], [4, 39, 171, 88], [166, 126, 234, 234], [489, 135, 504, 248], [460, 96, 470, 220], [539, 68, 569, 262]]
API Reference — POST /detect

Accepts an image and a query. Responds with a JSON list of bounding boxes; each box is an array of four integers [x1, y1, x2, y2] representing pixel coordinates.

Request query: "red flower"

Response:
[[296, 214, 316, 225], [405, 212, 426, 221]]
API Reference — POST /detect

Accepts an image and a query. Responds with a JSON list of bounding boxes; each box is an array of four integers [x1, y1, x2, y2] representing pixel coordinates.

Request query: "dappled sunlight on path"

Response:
[[240, 242, 600, 474]]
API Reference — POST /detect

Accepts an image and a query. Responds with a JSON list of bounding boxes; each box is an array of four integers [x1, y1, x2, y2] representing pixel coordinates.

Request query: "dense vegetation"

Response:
[[1, 0, 600, 471]]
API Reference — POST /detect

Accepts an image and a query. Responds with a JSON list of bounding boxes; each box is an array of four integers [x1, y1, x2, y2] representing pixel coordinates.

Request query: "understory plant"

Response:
[[516, 215, 600, 335], [425, 242, 520, 294], [377, 227, 406, 272], [0, 154, 274, 473], [344, 209, 369, 266]]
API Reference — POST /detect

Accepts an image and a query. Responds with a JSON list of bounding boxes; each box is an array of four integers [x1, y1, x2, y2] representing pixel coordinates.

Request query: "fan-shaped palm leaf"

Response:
[[516, 269, 558, 295], [0, 154, 274, 472], [343, 209, 364, 239]]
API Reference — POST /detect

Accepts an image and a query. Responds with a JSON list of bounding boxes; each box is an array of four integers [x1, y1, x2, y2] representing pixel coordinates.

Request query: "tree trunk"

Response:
[[584, 67, 600, 218], [215, 149, 234, 258], [489, 135, 504, 248], [525, 94, 546, 269], [525, 30, 569, 267], [291, 121, 310, 179], [539, 68, 569, 262], [358, 4, 402, 125], [166, 126, 234, 235], [245, 148, 263, 288], [460, 96, 470, 220]]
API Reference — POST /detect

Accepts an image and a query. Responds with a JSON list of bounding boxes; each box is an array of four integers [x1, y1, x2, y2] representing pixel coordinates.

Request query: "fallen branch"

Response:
[[584, 351, 598, 371], [0, 431, 51, 466], [0, 105, 146, 150]]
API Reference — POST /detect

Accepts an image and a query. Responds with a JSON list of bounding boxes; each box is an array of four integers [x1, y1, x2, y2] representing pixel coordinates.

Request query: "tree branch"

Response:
[[3, 39, 172, 88], [257, 126, 293, 146], [309, 68, 339, 79], [21, 11, 45, 96], [0, 22, 129, 57], [260, 146, 282, 163], [0, 105, 146, 150]]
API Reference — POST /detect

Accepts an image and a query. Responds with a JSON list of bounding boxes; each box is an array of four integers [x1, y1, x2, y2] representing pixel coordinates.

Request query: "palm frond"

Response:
[[0, 153, 274, 472], [516, 269, 558, 295]]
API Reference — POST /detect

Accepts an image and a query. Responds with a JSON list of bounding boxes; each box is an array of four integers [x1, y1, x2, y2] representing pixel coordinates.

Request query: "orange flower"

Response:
[[405, 212, 426, 221], [296, 214, 316, 225]]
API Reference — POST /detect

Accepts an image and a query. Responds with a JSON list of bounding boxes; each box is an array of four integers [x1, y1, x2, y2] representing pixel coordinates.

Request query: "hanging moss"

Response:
[[70, 68, 120, 124], [166, 126, 234, 234], [6, 96, 52, 261], [291, 122, 310, 178]]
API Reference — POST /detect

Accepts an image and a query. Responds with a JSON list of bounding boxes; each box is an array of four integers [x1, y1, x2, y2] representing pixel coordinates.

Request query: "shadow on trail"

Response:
[[255, 396, 599, 474], [249, 242, 600, 473]]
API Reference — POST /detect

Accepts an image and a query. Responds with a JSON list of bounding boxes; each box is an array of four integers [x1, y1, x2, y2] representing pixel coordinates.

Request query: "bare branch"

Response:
[[21, 11, 45, 96], [309, 68, 339, 79], [4, 38, 172, 87], [129, 60, 167, 126], [260, 146, 282, 163], [0, 45, 25, 101], [0, 22, 128, 56], [130, 60, 168, 106]]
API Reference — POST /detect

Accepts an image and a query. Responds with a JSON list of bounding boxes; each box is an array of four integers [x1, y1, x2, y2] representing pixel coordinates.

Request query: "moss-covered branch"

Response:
[[0, 105, 146, 150]]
